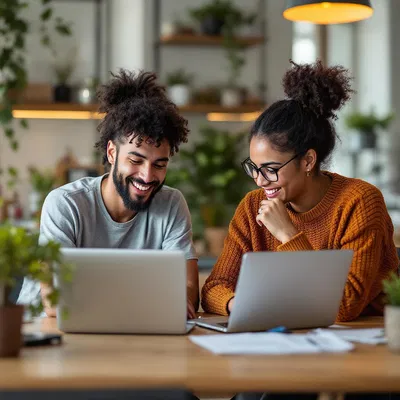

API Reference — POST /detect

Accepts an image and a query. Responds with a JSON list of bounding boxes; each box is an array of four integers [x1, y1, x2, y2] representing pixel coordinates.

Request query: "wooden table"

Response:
[[0, 316, 399, 397]]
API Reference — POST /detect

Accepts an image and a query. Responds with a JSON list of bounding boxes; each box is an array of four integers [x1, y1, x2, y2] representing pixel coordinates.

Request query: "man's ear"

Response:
[[106, 140, 117, 166]]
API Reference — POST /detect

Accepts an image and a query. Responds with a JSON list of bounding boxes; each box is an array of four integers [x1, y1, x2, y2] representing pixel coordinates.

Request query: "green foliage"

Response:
[[0, 0, 72, 152], [345, 110, 394, 135], [189, 0, 244, 25], [166, 69, 193, 87], [0, 224, 73, 314], [54, 63, 74, 85], [166, 125, 252, 230], [189, 0, 255, 87], [383, 272, 400, 307], [28, 167, 57, 213]]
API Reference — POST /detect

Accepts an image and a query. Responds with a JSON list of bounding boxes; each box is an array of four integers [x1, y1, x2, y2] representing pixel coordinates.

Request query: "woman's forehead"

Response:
[[249, 137, 287, 160]]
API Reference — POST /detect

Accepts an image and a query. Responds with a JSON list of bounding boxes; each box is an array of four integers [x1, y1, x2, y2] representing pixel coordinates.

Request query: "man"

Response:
[[19, 70, 199, 318]]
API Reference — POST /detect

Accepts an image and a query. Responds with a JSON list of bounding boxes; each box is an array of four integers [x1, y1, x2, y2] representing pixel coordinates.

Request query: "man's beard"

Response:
[[112, 160, 164, 212]]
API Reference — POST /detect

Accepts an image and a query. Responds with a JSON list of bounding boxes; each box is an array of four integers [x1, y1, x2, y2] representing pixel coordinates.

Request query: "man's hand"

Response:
[[256, 199, 298, 243], [187, 300, 196, 319]]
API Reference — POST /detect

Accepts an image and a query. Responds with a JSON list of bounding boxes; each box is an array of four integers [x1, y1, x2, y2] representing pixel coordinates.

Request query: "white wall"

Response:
[[24, 0, 100, 84], [109, 0, 146, 72]]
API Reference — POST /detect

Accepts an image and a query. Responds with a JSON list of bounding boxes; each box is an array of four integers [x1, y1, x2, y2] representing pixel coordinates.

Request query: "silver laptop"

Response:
[[55, 248, 193, 334], [195, 250, 353, 333]]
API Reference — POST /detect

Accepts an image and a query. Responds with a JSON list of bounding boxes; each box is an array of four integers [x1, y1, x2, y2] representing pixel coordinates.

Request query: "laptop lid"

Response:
[[55, 248, 187, 334], [226, 249, 353, 332]]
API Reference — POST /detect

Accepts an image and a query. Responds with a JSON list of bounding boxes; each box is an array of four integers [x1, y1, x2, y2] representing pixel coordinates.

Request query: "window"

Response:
[[292, 22, 318, 64]]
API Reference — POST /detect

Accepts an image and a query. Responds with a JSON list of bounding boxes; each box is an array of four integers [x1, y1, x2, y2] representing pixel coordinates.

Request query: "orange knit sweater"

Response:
[[201, 172, 399, 322]]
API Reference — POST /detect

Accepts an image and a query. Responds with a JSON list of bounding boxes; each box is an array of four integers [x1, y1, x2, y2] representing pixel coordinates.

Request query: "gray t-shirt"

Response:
[[18, 174, 196, 304]]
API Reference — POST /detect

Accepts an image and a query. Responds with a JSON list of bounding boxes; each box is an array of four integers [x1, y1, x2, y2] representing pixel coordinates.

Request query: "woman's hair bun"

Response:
[[282, 59, 353, 120], [97, 69, 166, 113]]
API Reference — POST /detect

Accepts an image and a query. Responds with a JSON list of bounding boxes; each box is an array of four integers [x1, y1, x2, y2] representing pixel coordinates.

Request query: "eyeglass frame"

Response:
[[241, 152, 304, 182]]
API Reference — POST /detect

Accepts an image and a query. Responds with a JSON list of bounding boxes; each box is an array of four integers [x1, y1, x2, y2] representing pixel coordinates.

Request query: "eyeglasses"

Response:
[[241, 153, 301, 182]]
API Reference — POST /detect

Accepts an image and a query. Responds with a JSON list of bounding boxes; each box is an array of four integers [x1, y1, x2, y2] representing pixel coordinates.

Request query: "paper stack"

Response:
[[190, 331, 354, 355]]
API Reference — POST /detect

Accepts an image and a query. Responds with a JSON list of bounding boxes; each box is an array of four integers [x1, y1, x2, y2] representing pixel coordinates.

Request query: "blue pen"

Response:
[[267, 326, 291, 333]]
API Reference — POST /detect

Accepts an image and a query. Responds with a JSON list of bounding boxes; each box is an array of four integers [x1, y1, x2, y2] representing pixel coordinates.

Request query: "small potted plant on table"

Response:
[[0, 225, 73, 357], [383, 272, 400, 352]]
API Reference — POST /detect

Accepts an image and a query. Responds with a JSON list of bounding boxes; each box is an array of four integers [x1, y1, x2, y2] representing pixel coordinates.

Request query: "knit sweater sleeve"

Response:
[[201, 195, 253, 315], [336, 188, 396, 322]]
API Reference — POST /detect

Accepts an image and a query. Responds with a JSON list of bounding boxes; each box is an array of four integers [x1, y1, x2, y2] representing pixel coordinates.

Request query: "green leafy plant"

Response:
[[28, 167, 58, 216], [166, 125, 252, 230], [345, 110, 394, 135], [0, 224, 73, 315], [189, 0, 244, 28], [166, 69, 193, 87], [383, 272, 400, 307], [0, 0, 72, 151], [54, 63, 74, 85], [52, 46, 77, 85]]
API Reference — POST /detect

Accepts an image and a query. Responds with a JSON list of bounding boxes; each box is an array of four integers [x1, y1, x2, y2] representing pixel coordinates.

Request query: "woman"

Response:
[[201, 60, 398, 323]]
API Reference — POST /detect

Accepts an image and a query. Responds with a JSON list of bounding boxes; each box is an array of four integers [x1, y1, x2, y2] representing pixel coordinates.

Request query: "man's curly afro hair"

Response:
[[95, 69, 189, 165]]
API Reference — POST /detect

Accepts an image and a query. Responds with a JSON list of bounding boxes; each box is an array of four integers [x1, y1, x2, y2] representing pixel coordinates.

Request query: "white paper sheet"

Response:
[[315, 328, 387, 344], [190, 331, 354, 355]]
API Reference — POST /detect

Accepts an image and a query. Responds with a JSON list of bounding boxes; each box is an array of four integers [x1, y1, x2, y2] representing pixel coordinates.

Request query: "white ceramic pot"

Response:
[[385, 305, 400, 352], [167, 85, 190, 106], [221, 88, 242, 107]]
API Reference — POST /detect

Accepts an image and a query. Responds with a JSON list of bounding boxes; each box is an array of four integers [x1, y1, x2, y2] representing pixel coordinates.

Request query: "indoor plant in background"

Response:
[[383, 272, 400, 352], [53, 62, 74, 103], [28, 166, 58, 220], [189, 0, 247, 36], [166, 125, 252, 256], [0, 225, 73, 357], [345, 109, 394, 150], [166, 68, 193, 107], [52, 47, 76, 103]]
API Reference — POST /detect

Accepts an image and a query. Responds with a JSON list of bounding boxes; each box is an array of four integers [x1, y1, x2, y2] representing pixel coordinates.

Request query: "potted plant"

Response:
[[28, 167, 58, 220], [166, 69, 193, 107], [53, 61, 74, 103], [383, 272, 400, 352], [0, 225, 73, 358], [345, 110, 394, 150], [189, 0, 243, 36], [166, 125, 252, 256]]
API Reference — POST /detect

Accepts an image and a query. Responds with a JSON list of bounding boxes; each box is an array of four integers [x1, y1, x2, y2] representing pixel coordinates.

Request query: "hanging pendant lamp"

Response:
[[283, 1, 373, 24]]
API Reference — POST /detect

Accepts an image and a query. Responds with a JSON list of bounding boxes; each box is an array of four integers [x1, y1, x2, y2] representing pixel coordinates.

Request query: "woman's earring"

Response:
[[307, 170, 311, 177]]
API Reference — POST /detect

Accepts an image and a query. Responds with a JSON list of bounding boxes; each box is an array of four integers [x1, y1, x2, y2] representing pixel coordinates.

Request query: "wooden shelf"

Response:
[[179, 103, 264, 113], [159, 34, 264, 47], [12, 103, 264, 114], [13, 103, 99, 112]]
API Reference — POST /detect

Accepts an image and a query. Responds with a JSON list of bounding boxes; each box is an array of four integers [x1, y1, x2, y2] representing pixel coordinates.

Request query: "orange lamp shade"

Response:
[[283, 0, 373, 24]]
